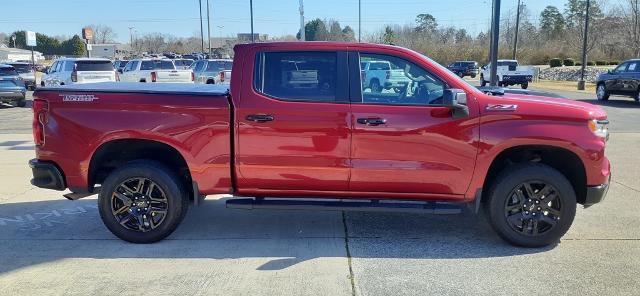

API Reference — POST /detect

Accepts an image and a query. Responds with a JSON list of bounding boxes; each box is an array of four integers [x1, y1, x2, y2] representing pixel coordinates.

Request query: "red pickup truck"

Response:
[[30, 42, 611, 247]]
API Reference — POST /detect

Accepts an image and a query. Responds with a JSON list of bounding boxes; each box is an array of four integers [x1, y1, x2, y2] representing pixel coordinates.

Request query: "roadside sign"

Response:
[[26, 31, 37, 47], [82, 27, 93, 40], [87, 43, 92, 50]]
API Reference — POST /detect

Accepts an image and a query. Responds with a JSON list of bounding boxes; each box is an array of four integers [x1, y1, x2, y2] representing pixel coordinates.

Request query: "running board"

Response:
[[226, 198, 464, 214]]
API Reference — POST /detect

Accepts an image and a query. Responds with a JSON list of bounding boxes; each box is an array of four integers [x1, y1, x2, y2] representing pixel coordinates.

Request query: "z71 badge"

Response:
[[486, 104, 518, 111], [60, 94, 99, 102]]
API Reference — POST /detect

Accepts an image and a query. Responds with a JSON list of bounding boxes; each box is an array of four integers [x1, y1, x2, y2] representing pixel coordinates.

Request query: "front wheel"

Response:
[[485, 163, 576, 247], [634, 88, 640, 103], [596, 84, 610, 101], [98, 160, 188, 243]]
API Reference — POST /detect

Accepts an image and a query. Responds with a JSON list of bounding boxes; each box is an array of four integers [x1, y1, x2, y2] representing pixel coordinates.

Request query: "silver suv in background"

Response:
[[191, 59, 233, 84], [41, 58, 117, 86], [6, 62, 36, 90]]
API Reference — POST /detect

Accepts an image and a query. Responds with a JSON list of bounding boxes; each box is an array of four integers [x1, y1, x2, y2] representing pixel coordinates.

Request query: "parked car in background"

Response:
[[447, 61, 479, 78], [31, 42, 610, 248], [119, 59, 194, 83], [480, 60, 534, 89], [113, 60, 129, 73], [191, 59, 232, 84], [596, 59, 640, 102], [173, 59, 194, 70], [41, 58, 117, 87], [0, 64, 27, 107], [6, 62, 36, 90], [360, 59, 411, 92]]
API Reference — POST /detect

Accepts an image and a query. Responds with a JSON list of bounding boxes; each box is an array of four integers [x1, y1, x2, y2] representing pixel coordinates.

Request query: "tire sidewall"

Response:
[[486, 164, 577, 247], [98, 161, 187, 243]]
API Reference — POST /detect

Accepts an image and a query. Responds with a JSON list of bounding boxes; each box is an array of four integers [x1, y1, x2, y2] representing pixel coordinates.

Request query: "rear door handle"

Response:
[[246, 114, 274, 123], [357, 117, 387, 126]]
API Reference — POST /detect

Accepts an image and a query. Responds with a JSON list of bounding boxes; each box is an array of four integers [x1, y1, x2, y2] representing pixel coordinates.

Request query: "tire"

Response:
[[458, 72, 465, 78], [370, 79, 382, 93], [634, 88, 640, 103], [471, 74, 477, 79], [521, 82, 529, 90], [17, 96, 26, 108], [596, 83, 609, 101], [480, 75, 487, 87], [98, 160, 189, 243], [484, 163, 576, 247]]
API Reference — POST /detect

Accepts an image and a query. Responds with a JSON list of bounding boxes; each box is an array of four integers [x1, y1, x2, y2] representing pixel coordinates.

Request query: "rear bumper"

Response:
[[583, 175, 611, 207], [0, 90, 26, 99], [502, 75, 533, 83], [29, 159, 66, 191]]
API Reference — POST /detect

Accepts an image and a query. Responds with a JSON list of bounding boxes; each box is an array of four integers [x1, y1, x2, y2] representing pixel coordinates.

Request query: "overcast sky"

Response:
[[0, 0, 625, 42]]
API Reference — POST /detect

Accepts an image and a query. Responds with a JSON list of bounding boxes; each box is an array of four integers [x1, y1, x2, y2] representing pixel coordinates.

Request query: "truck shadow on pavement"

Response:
[[578, 98, 640, 109], [0, 198, 552, 274]]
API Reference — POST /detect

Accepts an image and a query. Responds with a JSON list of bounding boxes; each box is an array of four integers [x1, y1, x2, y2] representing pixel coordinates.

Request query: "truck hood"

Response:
[[485, 92, 607, 120]]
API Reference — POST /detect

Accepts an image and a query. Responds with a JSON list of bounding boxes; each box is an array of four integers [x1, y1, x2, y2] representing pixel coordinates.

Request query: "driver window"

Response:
[[359, 53, 445, 106]]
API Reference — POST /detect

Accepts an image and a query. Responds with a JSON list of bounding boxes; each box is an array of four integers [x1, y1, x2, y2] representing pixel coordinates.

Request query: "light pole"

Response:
[[299, 0, 305, 41], [489, 0, 501, 86], [578, 0, 591, 90], [206, 0, 212, 55], [250, 0, 255, 43], [358, 0, 362, 42], [10, 35, 16, 48], [199, 0, 205, 53], [512, 0, 522, 60]]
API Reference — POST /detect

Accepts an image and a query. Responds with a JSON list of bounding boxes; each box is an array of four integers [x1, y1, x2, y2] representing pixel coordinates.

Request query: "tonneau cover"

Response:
[[37, 82, 229, 96]]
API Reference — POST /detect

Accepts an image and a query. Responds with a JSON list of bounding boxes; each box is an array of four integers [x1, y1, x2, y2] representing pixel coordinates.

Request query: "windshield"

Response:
[[206, 61, 232, 71], [8, 64, 32, 73], [74, 61, 114, 71], [140, 60, 175, 70], [0, 67, 18, 76]]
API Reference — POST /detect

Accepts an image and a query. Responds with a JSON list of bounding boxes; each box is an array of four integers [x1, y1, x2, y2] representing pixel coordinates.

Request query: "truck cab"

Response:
[[480, 60, 534, 89]]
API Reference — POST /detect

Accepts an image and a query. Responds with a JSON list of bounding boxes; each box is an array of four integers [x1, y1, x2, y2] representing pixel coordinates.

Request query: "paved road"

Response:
[[0, 88, 638, 295]]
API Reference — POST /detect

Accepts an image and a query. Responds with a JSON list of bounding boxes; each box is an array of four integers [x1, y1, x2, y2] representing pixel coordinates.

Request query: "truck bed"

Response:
[[33, 82, 232, 194]]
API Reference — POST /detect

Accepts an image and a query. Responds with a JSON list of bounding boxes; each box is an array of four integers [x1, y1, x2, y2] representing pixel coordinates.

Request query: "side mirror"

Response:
[[443, 89, 469, 119]]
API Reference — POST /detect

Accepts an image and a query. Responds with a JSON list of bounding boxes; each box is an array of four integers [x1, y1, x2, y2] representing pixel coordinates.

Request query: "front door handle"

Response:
[[246, 114, 274, 123], [357, 117, 387, 126]]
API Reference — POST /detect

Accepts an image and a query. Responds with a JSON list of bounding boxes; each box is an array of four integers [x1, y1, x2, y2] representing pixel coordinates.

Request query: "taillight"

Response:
[[150, 71, 157, 82], [191, 71, 195, 82], [386, 70, 391, 79], [32, 99, 48, 146], [71, 70, 78, 82], [219, 71, 225, 82]]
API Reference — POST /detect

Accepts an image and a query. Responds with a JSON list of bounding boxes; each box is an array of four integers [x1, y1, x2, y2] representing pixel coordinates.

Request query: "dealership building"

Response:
[[0, 45, 45, 62]]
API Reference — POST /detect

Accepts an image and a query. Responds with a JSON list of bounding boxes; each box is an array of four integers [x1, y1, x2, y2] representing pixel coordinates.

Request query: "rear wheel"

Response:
[[370, 79, 382, 93], [485, 163, 576, 247], [16, 96, 26, 107], [521, 82, 529, 89], [596, 84, 610, 101], [480, 75, 487, 87], [634, 88, 640, 103], [98, 160, 188, 243]]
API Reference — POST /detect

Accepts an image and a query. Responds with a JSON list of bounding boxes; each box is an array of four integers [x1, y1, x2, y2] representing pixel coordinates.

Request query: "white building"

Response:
[[0, 46, 45, 62]]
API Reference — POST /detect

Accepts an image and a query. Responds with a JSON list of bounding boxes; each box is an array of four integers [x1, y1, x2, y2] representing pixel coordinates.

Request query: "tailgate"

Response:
[[77, 71, 116, 83], [155, 70, 193, 83]]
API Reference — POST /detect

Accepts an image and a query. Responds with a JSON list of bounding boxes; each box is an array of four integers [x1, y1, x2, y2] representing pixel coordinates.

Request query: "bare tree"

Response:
[[621, 0, 640, 57], [89, 25, 118, 44]]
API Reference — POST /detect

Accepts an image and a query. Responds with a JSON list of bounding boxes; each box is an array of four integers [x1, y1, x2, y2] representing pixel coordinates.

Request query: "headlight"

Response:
[[588, 119, 609, 141]]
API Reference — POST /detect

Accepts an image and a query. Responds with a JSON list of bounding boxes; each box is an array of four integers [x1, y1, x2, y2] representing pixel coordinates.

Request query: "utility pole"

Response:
[[578, 0, 590, 90], [206, 0, 212, 55], [128, 27, 135, 55], [199, 0, 205, 53], [299, 0, 305, 41], [358, 0, 362, 42], [512, 0, 522, 60], [250, 0, 255, 43], [489, 0, 501, 86]]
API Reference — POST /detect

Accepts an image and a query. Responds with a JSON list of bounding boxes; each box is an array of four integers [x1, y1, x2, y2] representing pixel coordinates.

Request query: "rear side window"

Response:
[[628, 62, 640, 72], [67, 61, 114, 71], [369, 62, 390, 70], [140, 60, 175, 70], [0, 67, 18, 76], [254, 52, 337, 102], [8, 64, 31, 73]]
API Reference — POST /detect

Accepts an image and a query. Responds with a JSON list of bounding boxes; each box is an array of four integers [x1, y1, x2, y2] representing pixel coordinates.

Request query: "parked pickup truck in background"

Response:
[[596, 59, 640, 103], [41, 58, 117, 87], [361, 59, 411, 93], [447, 61, 479, 78], [480, 60, 534, 89], [191, 59, 233, 85], [30, 42, 611, 247], [119, 59, 194, 83]]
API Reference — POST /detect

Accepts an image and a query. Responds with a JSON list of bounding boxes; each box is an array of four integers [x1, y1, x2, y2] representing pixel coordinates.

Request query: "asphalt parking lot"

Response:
[[0, 90, 638, 295]]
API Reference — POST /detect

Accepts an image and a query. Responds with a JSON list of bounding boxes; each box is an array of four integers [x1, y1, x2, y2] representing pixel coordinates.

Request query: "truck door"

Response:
[[348, 52, 479, 196], [621, 61, 640, 94], [236, 50, 351, 192], [608, 62, 628, 93]]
